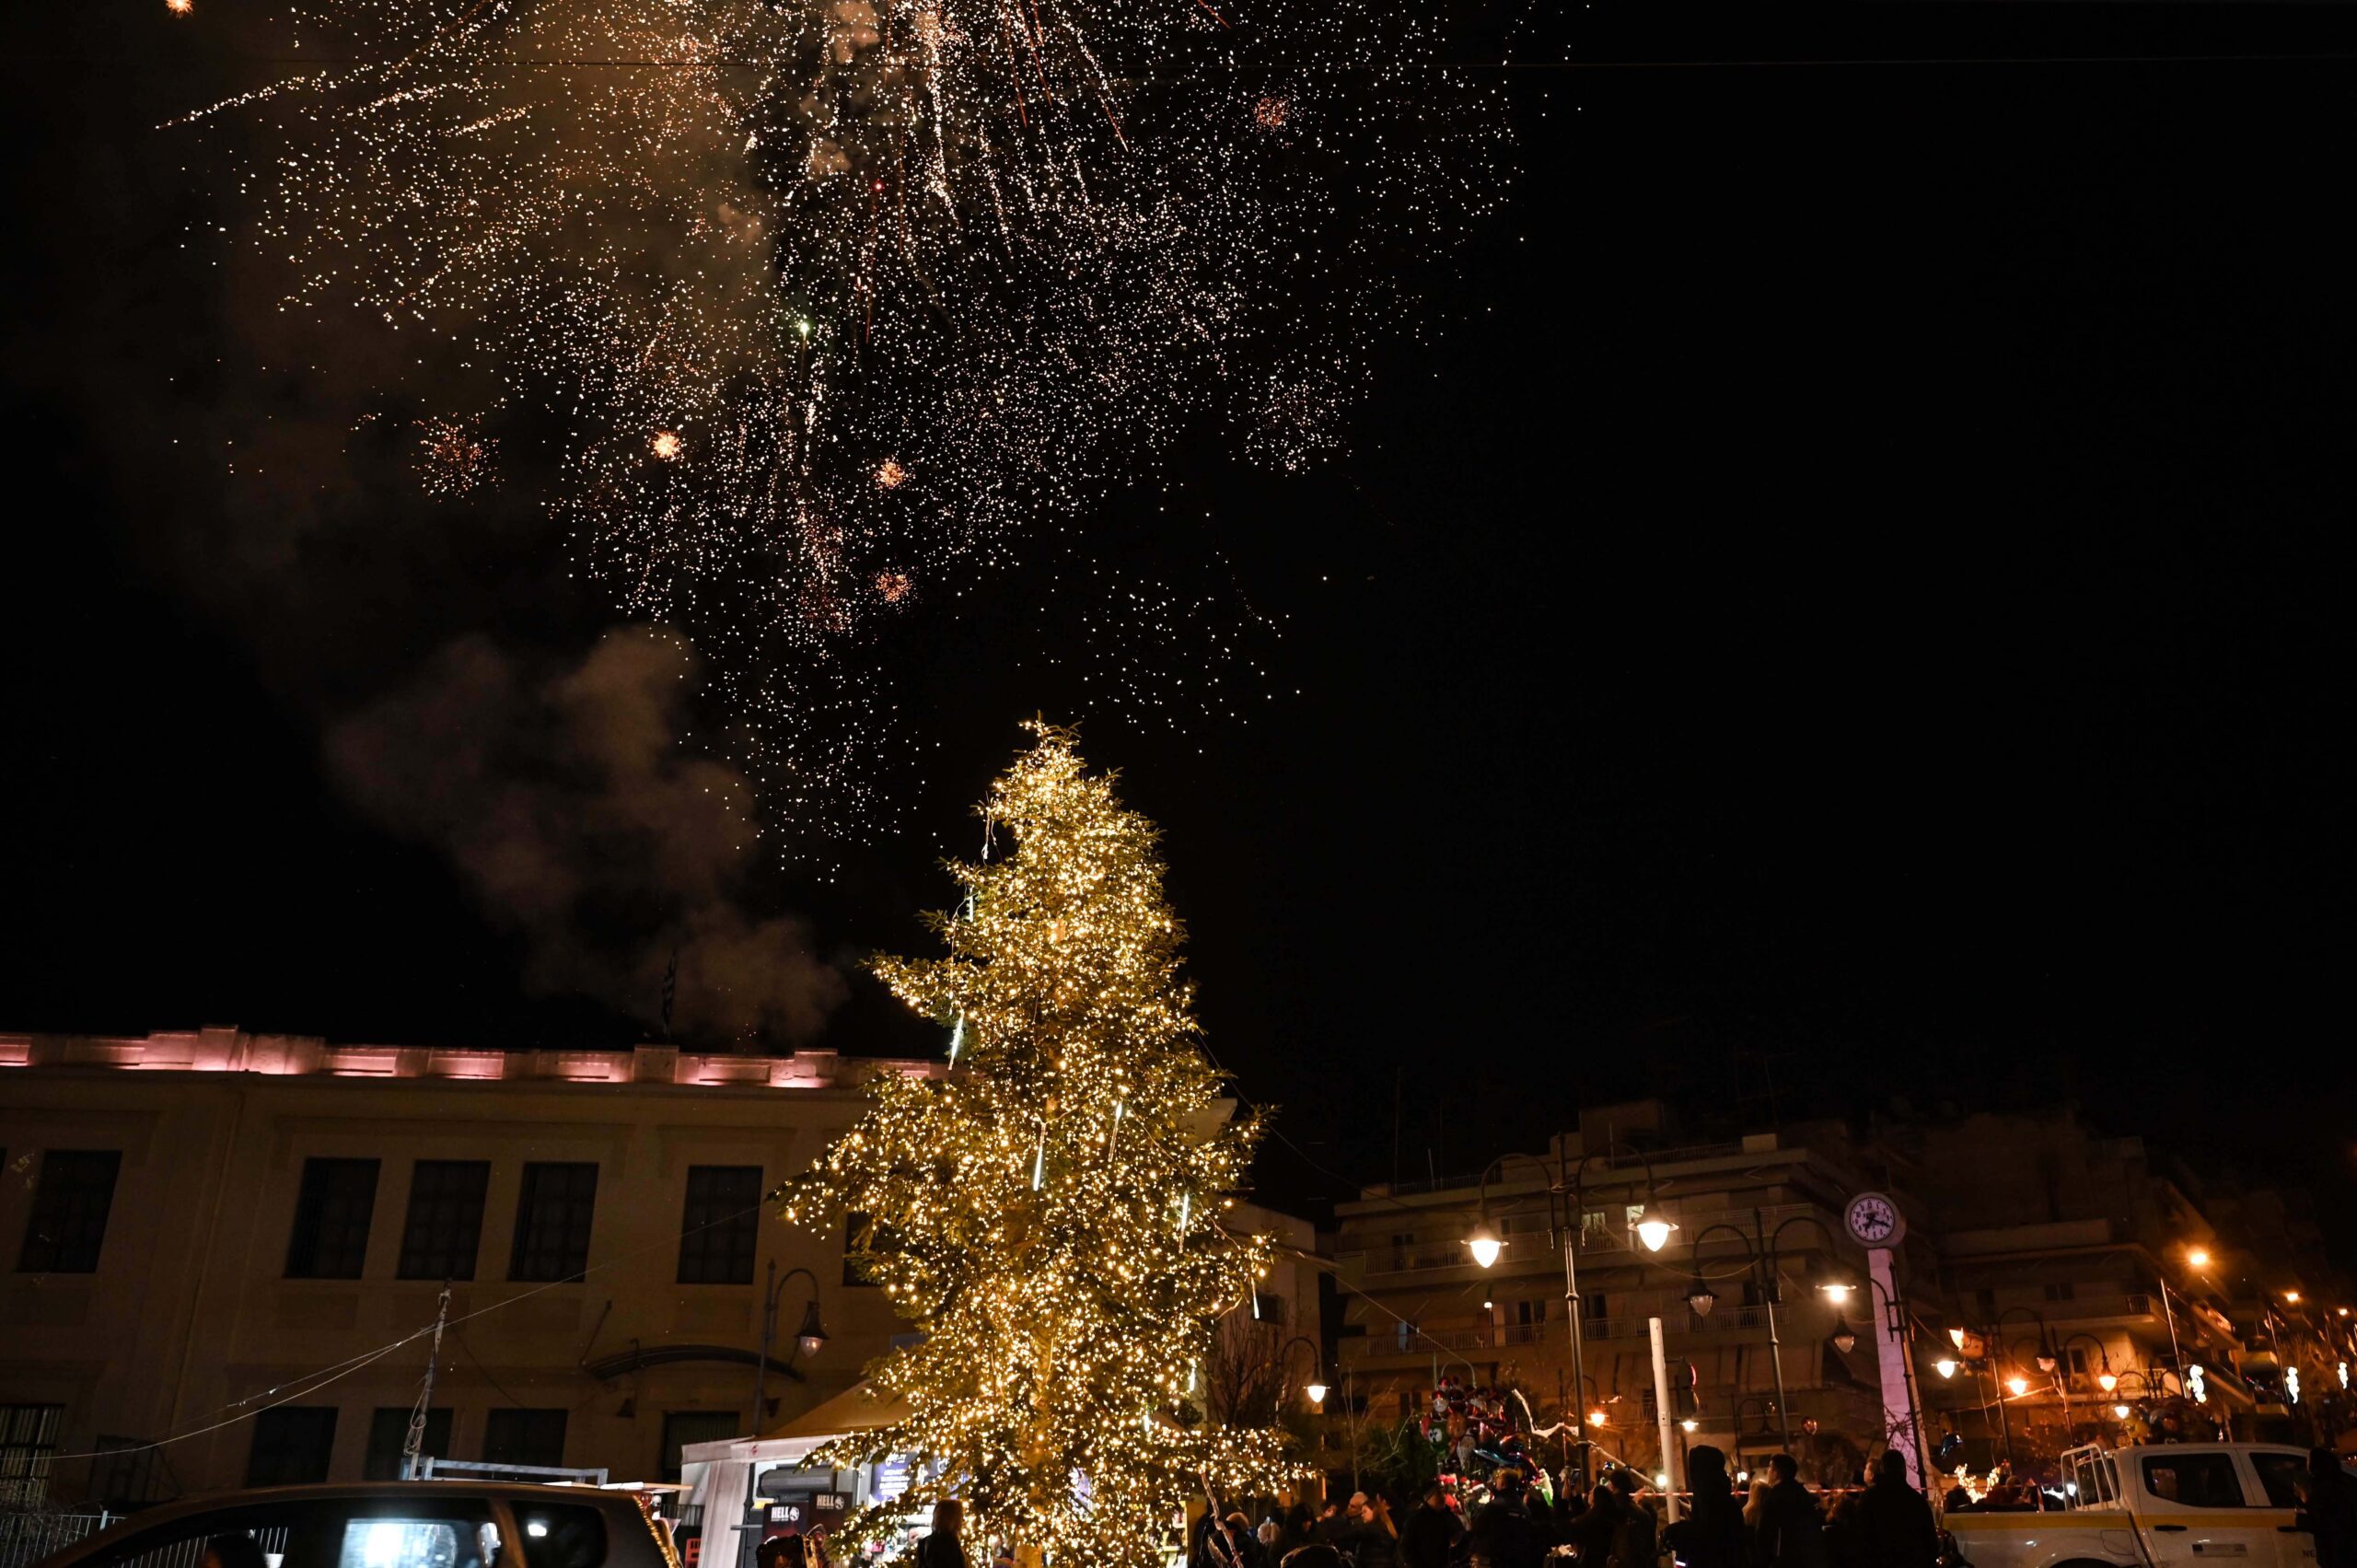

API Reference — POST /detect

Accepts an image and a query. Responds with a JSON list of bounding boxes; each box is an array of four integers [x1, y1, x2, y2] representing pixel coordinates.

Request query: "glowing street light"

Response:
[[1934, 1357, 1959, 1380], [2005, 1374, 2030, 1398], [1306, 1380, 1329, 1406], [2112, 1403, 2131, 1420], [2188, 1248, 2212, 1270], [1634, 1214, 1678, 1252], [1467, 1224, 1504, 1270]]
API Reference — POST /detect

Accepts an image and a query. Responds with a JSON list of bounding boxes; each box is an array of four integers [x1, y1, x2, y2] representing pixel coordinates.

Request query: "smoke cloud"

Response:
[[326, 626, 846, 1044]]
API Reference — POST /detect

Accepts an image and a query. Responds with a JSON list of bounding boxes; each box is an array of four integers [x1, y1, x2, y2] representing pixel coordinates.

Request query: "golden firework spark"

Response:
[[413, 414, 495, 495], [180, 0, 1504, 854], [165, 0, 194, 15]]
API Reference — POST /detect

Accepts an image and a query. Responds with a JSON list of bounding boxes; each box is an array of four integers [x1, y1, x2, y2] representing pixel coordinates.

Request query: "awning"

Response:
[[760, 1382, 911, 1442]]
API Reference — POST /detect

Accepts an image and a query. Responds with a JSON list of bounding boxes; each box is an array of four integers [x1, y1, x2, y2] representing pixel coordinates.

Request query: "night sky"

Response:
[[5, 6, 2351, 1240]]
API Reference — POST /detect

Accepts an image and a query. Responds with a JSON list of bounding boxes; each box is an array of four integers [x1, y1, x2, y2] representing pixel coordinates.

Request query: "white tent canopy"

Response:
[[681, 1382, 913, 1550]]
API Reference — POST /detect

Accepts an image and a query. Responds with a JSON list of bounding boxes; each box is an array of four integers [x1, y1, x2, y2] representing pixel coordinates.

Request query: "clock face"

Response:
[[1846, 1191, 1903, 1247]]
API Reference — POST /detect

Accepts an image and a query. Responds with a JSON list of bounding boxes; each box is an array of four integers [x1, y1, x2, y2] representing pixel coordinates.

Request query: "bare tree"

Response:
[[1203, 1310, 1289, 1429]]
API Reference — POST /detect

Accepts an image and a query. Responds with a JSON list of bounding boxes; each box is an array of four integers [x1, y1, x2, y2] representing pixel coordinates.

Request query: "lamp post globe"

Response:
[[795, 1299, 830, 1360]]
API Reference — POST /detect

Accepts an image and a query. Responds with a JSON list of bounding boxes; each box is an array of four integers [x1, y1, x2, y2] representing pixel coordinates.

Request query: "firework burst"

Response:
[[179, 0, 1504, 854]]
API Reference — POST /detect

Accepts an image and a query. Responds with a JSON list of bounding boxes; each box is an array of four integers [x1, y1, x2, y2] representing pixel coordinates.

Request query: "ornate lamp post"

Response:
[[749, 1262, 828, 1433], [1682, 1210, 1840, 1453], [2061, 1332, 2116, 1394], [1462, 1142, 1678, 1473], [1817, 1273, 1933, 1488], [1279, 1335, 1328, 1409]]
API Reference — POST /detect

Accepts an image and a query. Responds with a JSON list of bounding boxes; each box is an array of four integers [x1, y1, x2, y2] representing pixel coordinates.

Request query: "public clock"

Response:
[[1844, 1191, 1905, 1249]]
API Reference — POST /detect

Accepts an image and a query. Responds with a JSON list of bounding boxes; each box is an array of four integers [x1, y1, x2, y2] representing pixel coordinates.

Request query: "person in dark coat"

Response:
[[1854, 1451, 1939, 1568], [1567, 1482, 1622, 1568], [1603, 1470, 1655, 1568], [1341, 1495, 1399, 1568], [1665, 1446, 1746, 1568], [1754, 1455, 1828, 1568], [1820, 1492, 1862, 1568], [2301, 1447, 2357, 1568], [1279, 1505, 1322, 1562], [1468, 1469, 1545, 1568], [1401, 1482, 1467, 1568], [917, 1504, 970, 1568]]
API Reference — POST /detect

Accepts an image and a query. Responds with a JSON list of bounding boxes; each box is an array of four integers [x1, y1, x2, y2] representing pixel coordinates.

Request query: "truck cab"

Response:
[[1945, 1443, 2328, 1568]]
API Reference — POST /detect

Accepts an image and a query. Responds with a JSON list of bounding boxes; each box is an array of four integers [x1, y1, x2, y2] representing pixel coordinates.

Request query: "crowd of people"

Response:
[[1189, 1446, 1945, 1568], [861, 1414, 2357, 1568]]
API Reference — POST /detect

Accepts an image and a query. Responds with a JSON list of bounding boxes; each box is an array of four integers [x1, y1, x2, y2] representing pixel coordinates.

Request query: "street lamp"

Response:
[[2062, 1333, 2115, 1393], [1992, 1307, 2060, 1376], [2187, 1247, 2212, 1271], [750, 1262, 828, 1433], [1459, 1140, 1674, 1472], [1933, 1356, 1959, 1380], [1280, 1335, 1328, 1409], [1816, 1274, 1934, 1488], [1687, 1209, 1845, 1453]]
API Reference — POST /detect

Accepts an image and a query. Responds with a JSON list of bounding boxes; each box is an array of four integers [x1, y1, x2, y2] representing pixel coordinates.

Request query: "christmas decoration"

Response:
[[779, 724, 1298, 1562]]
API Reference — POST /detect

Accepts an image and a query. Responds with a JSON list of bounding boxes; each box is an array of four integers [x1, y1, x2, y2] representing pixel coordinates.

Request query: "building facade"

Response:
[[1327, 1100, 2357, 1490], [1329, 1101, 1933, 1483], [0, 1027, 948, 1507], [1898, 1109, 2352, 1471]]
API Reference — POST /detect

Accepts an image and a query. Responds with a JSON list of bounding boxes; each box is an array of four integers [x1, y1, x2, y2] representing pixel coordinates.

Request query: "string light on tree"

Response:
[[776, 725, 1299, 1559]]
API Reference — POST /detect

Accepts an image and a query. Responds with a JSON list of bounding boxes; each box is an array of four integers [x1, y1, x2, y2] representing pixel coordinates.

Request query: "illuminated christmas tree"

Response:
[[779, 725, 1297, 1563]]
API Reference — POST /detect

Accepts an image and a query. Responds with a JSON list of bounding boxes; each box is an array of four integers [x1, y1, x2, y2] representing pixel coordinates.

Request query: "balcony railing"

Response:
[[1379, 1141, 1761, 1197], [1339, 1304, 1780, 1362]]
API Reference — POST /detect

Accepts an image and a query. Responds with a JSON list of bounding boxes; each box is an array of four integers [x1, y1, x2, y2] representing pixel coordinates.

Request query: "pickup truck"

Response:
[[1946, 1443, 2337, 1568]]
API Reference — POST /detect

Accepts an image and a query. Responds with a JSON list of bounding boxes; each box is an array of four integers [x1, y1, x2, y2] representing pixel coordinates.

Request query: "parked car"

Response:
[[34, 1483, 679, 1568], [1945, 1443, 2339, 1568]]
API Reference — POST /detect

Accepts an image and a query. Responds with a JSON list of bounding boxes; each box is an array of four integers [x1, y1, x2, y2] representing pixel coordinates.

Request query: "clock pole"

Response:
[[1845, 1191, 1933, 1493]]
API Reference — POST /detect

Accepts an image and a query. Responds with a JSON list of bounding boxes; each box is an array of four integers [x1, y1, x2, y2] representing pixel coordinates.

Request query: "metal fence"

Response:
[[0, 1514, 290, 1568], [1, 1514, 114, 1568]]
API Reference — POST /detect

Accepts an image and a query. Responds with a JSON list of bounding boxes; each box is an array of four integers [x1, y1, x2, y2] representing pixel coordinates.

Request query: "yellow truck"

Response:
[[1945, 1443, 2334, 1568]]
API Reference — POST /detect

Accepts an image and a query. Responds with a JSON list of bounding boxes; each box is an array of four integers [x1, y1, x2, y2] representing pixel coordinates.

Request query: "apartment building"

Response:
[[1328, 1101, 1933, 1480]]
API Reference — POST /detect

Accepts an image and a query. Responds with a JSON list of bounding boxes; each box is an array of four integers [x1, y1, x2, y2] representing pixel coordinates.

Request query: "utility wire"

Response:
[[52, 1194, 778, 1461]]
